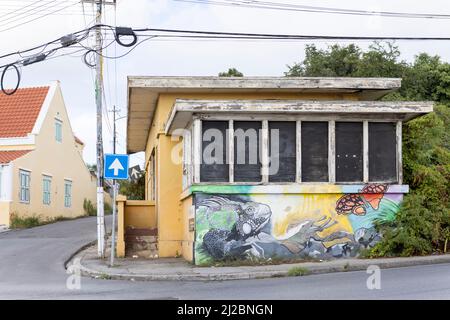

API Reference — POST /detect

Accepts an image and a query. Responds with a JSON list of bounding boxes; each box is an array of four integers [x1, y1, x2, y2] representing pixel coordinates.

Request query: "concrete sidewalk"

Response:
[[71, 244, 450, 281]]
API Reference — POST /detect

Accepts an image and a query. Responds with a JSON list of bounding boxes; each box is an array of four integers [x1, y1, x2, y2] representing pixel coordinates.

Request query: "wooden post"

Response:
[[328, 120, 336, 183], [228, 120, 234, 183], [261, 120, 269, 183], [296, 120, 302, 183], [396, 121, 403, 184], [363, 120, 369, 183]]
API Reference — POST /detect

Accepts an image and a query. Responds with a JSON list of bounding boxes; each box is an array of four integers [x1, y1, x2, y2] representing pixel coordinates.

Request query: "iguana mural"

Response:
[[194, 184, 400, 265]]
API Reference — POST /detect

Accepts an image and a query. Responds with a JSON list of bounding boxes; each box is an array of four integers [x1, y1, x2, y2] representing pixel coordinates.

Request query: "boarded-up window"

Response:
[[336, 122, 363, 182], [269, 121, 296, 182], [201, 121, 229, 182], [369, 122, 397, 182], [234, 121, 262, 182], [301, 122, 328, 182]]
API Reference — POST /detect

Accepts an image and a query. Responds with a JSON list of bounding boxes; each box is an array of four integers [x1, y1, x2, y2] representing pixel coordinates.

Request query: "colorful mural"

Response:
[[194, 184, 404, 265]]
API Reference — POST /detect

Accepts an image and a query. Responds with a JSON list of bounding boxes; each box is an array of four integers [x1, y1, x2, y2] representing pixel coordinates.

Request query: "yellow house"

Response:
[[122, 76, 433, 265], [0, 81, 99, 227]]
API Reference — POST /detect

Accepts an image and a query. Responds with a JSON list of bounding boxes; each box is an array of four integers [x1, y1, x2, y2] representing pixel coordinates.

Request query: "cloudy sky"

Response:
[[1, 0, 449, 168]]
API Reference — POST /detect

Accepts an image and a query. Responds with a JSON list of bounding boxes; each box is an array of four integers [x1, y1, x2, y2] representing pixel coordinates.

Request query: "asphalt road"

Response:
[[0, 216, 449, 300]]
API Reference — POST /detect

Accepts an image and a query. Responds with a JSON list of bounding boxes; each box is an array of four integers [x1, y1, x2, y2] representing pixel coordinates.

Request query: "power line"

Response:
[[0, 0, 60, 26], [133, 28, 450, 41], [3, 23, 450, 94], [174, 0, 450, 19], [0, 0, 43, 20], [0, 1, 83, 33]]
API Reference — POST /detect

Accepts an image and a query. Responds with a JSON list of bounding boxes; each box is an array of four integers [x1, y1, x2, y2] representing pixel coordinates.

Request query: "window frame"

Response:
[[42, 175, 52, 205], [19, 169, 31, 204], [190, 115, 402, 186], [64, 179, 72, 208], [55, 118, 63, 143]]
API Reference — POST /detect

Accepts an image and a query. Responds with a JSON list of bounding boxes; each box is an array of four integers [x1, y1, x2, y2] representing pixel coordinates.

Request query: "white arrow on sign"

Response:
[[109, 158, 124, 176]]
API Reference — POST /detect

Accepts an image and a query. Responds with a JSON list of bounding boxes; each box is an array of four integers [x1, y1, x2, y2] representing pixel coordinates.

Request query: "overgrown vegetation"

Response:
[[287, 42, 450, 256], [83, 198, 96, 216], [10, 213, 42, 229], [119, 172, 145, 200], [84, 198, 113, 216], [10, 213, 81, 229]]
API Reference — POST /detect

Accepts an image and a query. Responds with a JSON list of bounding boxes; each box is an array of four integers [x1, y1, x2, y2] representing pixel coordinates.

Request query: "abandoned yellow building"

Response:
[[120, 76, 432, 265], [0, 81, 99, 227]]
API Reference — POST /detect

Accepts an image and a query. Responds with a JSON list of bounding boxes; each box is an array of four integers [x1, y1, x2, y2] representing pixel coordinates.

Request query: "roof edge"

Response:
[[127, 76, 402, 90], [31, 81, 59, 135]]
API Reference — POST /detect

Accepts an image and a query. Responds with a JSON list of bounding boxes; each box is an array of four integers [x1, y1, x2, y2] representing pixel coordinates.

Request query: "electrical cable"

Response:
[[173, 0, 450, 20], [1, 63, 21, 95], [2, 23, 450, 96]]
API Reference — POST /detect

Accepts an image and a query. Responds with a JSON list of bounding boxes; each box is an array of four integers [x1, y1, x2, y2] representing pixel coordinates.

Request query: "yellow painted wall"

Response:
[[0, 201, 10, 225], [142, 91, 361, 259], [9, 85, 98, 221], [124, 200, 156, 229], [156, 135, 184, 257]]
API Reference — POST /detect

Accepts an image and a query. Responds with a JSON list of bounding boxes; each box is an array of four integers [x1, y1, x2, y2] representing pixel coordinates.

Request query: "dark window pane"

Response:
[[269, 121, 296, 182], [336, 122, 363, 182], [201, 121, 229, 182], [234, 121, 262, 182], [369, 122, 397, 182], [301, 122, 328, 182]]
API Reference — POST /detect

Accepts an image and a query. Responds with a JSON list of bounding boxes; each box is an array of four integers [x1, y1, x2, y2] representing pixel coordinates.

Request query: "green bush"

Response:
[[369, 105, 450, 257], [84, 198, 114, 216], [83, 198, 96, 216]]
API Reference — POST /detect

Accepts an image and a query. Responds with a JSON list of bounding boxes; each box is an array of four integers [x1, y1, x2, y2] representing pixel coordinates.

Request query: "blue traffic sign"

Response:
[[104, 154, 129, 180]]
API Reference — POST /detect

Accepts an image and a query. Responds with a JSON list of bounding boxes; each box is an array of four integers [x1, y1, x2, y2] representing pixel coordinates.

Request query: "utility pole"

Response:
[[82, 0, 116, 258], [94, 0, 105, 258], [110, 105, 119, 266]]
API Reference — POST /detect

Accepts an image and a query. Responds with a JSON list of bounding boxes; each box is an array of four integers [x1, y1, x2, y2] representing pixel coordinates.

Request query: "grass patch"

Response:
[[199, 256, 315, 267], [10, 213, 43, 229], [9, 212, 88, 229], [98, 273, 112, 280], [287, 266, 310, 277]]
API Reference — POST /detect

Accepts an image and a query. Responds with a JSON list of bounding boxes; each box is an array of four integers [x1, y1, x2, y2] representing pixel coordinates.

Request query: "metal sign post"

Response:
[[104, 154, 129, 267], [110, 182, 118, 267]]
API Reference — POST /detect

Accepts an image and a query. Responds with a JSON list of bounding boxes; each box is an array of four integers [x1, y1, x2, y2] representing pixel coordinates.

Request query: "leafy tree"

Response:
[[218, 68, 244, 77], [286, 42, 450, 256], [119, 171, 145, 200]]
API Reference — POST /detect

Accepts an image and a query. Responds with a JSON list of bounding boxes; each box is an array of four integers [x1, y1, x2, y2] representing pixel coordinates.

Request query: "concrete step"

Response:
[[127, 249, 159, 259], [125, 227, 157, 236], [125, 235, 158, 243], [0, 225, 7, 233], [126, 241, 158, 252]]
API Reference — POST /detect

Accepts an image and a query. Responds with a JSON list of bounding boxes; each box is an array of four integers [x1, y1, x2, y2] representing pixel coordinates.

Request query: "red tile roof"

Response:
[[0, 87, 49, 138], [0, 150, 31, 164]]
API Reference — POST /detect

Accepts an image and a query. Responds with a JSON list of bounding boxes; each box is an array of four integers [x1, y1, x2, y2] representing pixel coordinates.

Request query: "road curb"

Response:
[[69, 247, 450, 282], [63, 240, 97, 269]]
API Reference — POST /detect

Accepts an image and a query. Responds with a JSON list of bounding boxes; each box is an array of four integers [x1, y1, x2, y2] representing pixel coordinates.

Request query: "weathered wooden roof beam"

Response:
[[165, 99, 433, 134]]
